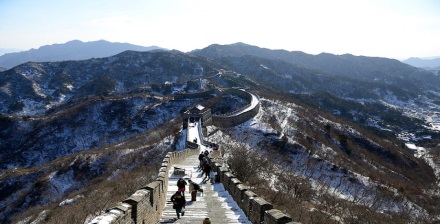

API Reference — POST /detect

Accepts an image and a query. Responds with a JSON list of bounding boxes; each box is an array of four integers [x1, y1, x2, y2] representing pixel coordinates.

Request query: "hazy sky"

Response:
[[1, 0, 439, 59]]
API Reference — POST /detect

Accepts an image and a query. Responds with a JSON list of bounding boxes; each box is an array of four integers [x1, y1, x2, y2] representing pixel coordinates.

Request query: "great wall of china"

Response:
[[89, 88, 297, 224]]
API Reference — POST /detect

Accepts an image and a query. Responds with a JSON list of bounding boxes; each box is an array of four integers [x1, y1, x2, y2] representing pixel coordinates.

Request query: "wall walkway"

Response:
[[159, 153, 250, 223]]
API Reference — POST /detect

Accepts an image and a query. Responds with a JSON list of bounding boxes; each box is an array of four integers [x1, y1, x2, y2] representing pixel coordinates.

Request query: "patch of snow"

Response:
[[332, 109, 341, 115], [48, 169, 74, 197], [88, 212, 118, 224], [29, 210, 49, 224], [200, 78, 209, 90], [115, 81, 124, 91], [187, 120, 205, 146], [59, 195, 84, 207], [405, 142, 426, 158], [31, 82, 47, 98], [260, 64, 270, 70], [173, 83, 186, 92], [45, 94, 69, 110], [65, 83, 74, 91], [18, 98, 46, 116], [0, 82, 12, 96]]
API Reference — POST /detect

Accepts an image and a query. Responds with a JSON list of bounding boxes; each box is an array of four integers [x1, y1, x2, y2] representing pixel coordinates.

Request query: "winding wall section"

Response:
[[212, 89, 260, 128]]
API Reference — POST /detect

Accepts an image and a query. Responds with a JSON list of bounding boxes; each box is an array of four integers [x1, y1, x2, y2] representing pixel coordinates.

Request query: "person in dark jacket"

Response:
[[202, 164, 211, 182], [170, 191, 186, 219], [177, 178, 187, 196], [197, 153, 205, 171]]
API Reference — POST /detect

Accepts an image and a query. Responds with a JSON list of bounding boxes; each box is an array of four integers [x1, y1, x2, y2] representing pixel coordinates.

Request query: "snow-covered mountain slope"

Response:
[[210, 56, 440, 138], [207, 97, 439, 223], [0, 95, 200, 170], [0, 50, 217, 115], [1, 127, 182, 224]]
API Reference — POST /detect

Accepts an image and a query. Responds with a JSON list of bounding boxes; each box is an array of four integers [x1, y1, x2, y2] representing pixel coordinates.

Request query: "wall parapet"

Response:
[[176, 87, 260, 128], [212, 90, 260, 128], [173, 89, 218, 101], [207, 155, 297, 224], [88, 148, 199, 224]]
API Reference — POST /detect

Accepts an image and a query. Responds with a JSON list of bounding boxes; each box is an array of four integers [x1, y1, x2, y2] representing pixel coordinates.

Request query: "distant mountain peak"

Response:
[[0, 40, 166, 69], [65, 39, 83, 44], [231, 42, 252, 46], [402, 57, 440, 69]]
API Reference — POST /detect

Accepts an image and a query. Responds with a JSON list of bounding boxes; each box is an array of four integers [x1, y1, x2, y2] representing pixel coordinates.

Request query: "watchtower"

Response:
[[183, 104, 212, 132]]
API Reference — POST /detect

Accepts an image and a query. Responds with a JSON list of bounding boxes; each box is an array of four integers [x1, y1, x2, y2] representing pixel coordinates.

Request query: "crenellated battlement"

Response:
[[88, 149, 199, 224], [207, 156, 298, 224]]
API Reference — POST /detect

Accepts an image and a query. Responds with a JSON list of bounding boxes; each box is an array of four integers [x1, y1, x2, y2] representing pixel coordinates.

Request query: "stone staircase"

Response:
[[159, 154, 250, 224]]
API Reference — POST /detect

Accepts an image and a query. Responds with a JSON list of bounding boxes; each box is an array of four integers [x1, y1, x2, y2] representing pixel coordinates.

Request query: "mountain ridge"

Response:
[[191, 42, 426, 80], [402, 57, 440, 69], [192, 42, 440, 94], [191, 42, 440, 136], [0, 40, 165, 69]]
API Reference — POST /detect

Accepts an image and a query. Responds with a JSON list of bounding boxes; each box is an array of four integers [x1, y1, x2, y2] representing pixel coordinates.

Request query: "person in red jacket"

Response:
[[176, 178, 187, 196]]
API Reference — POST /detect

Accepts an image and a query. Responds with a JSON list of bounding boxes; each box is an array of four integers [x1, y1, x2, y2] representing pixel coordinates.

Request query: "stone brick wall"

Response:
[[212, 101, 260, 127], [88, 148, 199, 224], [211, 89, 260, 127], [173, 89, 218, 101], [265, 209, 297, 224], [213, 89, 254, 118], [207, 155, 298, 224], [175, 88, 260, 129], [221, 88, 253, 102]]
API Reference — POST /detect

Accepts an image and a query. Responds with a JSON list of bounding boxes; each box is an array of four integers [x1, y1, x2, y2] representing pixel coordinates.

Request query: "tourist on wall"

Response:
[[197, 152, 205, 171], [170, 191, 186, 219], [188, 179, 199, 201], [202, 163, 212, 182], [199, 156, 208, 173], [177, 178, 187, 196]]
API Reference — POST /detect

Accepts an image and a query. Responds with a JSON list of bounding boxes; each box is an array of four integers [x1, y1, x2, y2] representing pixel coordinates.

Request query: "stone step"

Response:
[[159, 154, 251, 224]]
